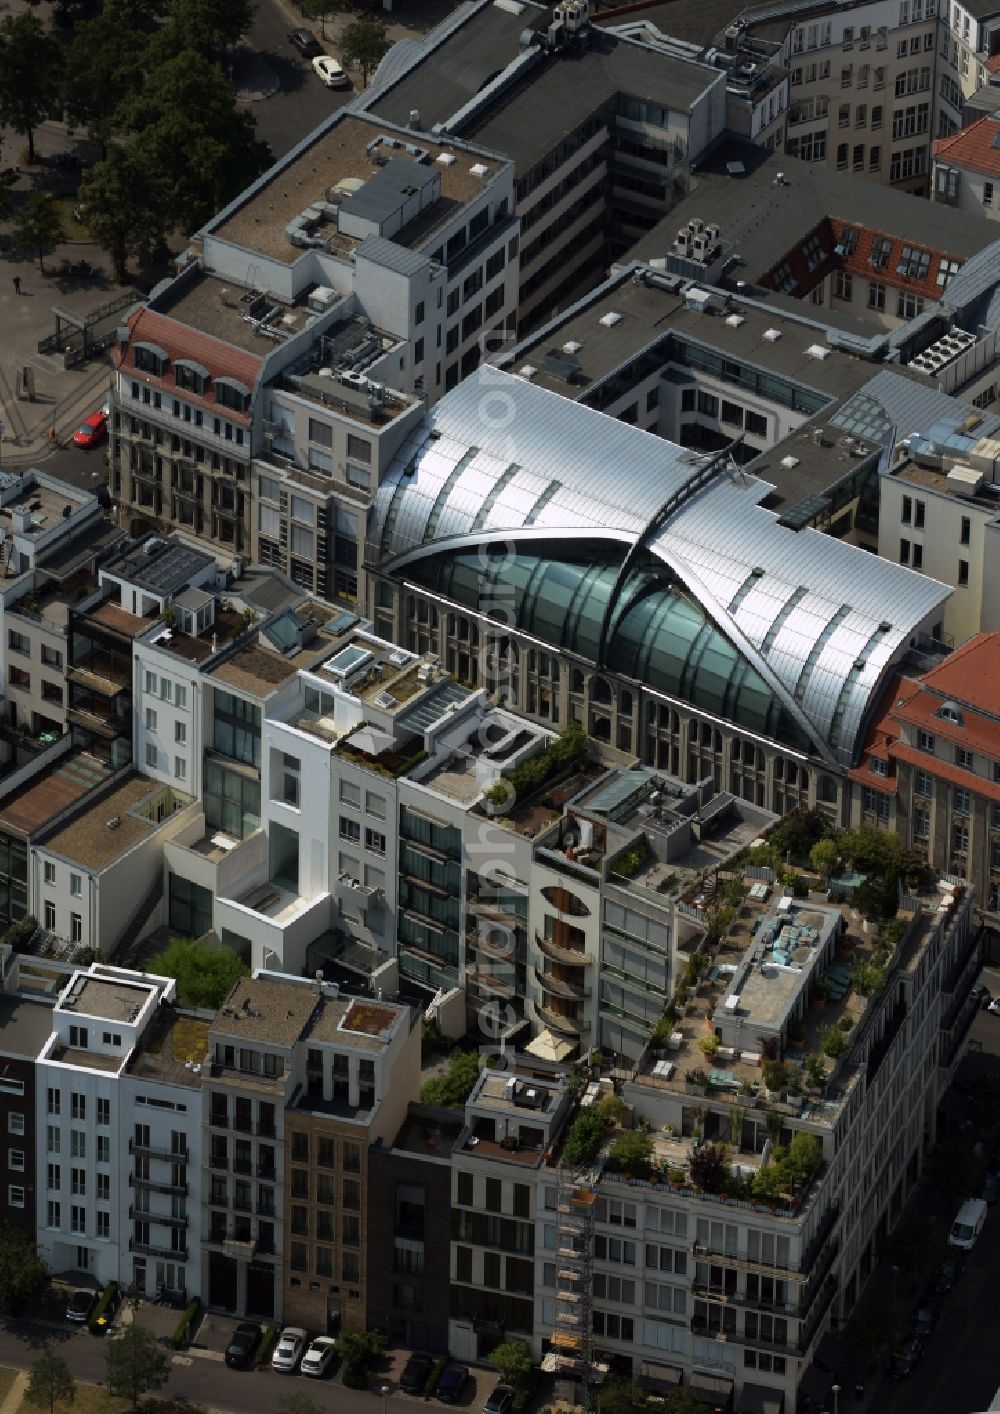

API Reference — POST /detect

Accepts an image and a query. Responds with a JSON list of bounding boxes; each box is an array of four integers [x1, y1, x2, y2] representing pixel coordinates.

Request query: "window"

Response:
[[97, 1097, 110, 1126], [937, 257, 960, 288], [43, 860, 56, 885], [956, 747, 974, 770], [960, 516, 970, 546], [914, 769, 932, 796], [71, 1092, 85, 1120], [146, 743, 158, 769], [902, 495, 912, 524], [918, 731, 935, 753], [340, 816, 361, 843], [869, 235, 893, 269], [69, 1025, 88, 1049], [174, 721, 187, 745], [896, 291, 924, 319], [953, 821, 969, 856], [914, 500, 925, 529], [175, 684, 186, 710], [958, 559, 969, 587], [308, 419, 332, 448], [96, 1211, 110, 1239], [7, 1149, 23, 1172], [69, 873, 82, 898], [897, 244, 930, 279], [8, 1186, 24, 1209], [834, 270, 853, 300], [47, 1201, 60, 1228], [869, 756, 888, 777], [986, 182, 995, 209], [913, 806, 930, 840], [954, 789, 971, 815], [745, 410, 767, 439], [47, 1089, 61, 1116], [365, 827, 386, 855], [145, 707, 157, 733], [899, 538, 910, 565], [7, 630, 29, 656], [346, 435, 371, 465], [97, 1136, 110, 1164], [867, 281, 885, 310], [44, 901, 55, 931], [70, 1204, 85, 1233]]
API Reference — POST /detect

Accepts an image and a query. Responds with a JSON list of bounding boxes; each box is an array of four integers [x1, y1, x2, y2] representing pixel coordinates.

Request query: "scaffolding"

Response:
[[543, 1170, 598, 1407]]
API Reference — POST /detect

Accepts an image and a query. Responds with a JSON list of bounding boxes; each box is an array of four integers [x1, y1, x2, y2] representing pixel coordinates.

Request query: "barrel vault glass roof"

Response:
[[370, 370, 950, 765]]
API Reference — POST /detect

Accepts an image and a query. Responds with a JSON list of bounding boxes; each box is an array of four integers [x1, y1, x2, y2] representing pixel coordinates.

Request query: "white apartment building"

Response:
[[35, 965, 204, 1300], [522, 878, 977, 1412], [31, 775, 196, 958], [878, 425, 1000, 645]]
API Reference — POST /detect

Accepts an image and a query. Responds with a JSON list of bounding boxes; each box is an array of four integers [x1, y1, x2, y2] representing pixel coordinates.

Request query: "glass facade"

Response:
[[204, 761, 260, 840], [0, 832, 27, 929], [406, 549, 812, 752], [212, 691, 261, 768]]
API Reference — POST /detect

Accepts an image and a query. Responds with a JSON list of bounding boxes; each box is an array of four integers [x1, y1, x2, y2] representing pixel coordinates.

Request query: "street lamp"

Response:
[[831, 1383, 840, 1414], [382, 1383, 391, 1414]]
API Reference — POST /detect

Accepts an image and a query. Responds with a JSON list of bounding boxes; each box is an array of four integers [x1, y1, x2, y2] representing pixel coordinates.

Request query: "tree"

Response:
[[597, 1378, 648, 1414], [688, 1141, 729, 1194], [419, 1049, 484, 1108], [809, 837, 838, 878], [164, 0, 255, 59], [886, 1215, 948, 1275], [14, 192, 62, 272], [490, 1338, 534, 1397], [0, 1225, 48, 1315], [561, 1109, 605, 1167], [608, 1130, 654, 1176], [25, 1351, 74, 1414], [63, 3, 145, 158], [107, 1324, 170, 1411], [302, 0, 344, 37], [340, 15, 389, 85], [147, 937, 247, 1008], [0, 14, 64, 164], [78, 145, 169, 283], [125, 52, 271, 234]]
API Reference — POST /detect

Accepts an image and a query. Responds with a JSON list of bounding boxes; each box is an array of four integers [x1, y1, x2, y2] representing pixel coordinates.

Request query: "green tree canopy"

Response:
[[25, 1350, 74, 1414], [302, 0, 344, 37], [163, 0, 255, 58], [420, 1049, 484, 1108], [340, 15, 390, 85], [0, 1226, 48, 1315], [107, 1324, 170, 1410], [489, 1338, 533, 1389], [561, 1108, 605, 1167], [147, 938, 248, 1008], [124, 51, 271, 234], [63, 2, 145, 157], [0, 14, 64, 164], [78, 144, 169, 283], [608, 1130, 654, 1176], [13, 192, 62, 272]]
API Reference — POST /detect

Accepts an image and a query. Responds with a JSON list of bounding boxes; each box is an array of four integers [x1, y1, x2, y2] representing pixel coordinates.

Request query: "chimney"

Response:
[[408, 109, 420, 131]]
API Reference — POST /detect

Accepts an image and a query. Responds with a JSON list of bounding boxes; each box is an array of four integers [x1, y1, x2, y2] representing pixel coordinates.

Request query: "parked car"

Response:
[[400, 1352, 437, 1394], [484, 1386, 515, 1414], [437, 1365, 470, 1403], [72, 407, 107, 448], [65, 1289, 95, 1323], [288, 28, 323, 58], [987, 998, 1000, 1016], [225, 1322, 262, 1369], [888, 1334, 925, 1378], [312, 53, 349, 87], [271, 1326, 308, 1373], [933, 1251, 965, 1294], [301, 1335, 339, 1378], [911, 1300, 939, 1339], [984, 1172, 1000, 1204]]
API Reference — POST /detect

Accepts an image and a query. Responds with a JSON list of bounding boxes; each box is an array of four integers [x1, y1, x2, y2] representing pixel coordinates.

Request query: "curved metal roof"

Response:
[[371, 370, 950, 764]]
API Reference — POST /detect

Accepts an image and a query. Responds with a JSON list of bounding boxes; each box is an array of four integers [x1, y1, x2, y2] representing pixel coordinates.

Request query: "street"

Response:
[[0, 1316, 488, 1414]]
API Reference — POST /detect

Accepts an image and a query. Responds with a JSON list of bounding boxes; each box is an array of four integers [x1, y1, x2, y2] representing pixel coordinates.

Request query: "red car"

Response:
[[72, 408, 107, 448]]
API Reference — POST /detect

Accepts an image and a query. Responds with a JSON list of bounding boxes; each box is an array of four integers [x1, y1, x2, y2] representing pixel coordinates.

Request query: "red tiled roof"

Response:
[[114, 309, 260, 426], [763, 215, 965, 304], [847, 674, 915, 789], [916, 633, 1000, 717], [933, 117, 1000, 179]]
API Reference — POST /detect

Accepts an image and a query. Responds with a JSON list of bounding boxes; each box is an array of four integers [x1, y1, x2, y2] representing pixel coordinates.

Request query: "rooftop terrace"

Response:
[[211, 113, 504, 266]]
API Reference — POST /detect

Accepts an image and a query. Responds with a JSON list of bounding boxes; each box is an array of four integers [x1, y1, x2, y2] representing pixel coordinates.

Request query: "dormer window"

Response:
[[215, 377, 250, 413], [133, 341, 169, 376], [175, 359, 209, 395], [938, 701, 963, 725]]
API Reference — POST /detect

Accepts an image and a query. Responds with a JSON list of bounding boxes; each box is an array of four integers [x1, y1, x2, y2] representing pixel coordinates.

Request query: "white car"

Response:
[[312, 54, 349, 88], [300, 1334, 339, 1378], [988, 998, 1000, 1015], [271, 1326, 308, 1373]]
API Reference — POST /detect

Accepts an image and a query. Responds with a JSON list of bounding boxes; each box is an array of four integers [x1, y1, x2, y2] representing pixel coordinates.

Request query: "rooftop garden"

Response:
[[482, 722, 588, 811]]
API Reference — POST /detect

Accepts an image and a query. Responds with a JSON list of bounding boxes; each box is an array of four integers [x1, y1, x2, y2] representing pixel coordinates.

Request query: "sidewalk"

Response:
[[0, 1371, 27, 1414]]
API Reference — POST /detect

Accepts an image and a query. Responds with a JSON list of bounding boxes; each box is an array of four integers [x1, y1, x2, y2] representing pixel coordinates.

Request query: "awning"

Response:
[[638, 1360, 682, 1389], [525, 1028, 574, 1063], [349, 725, 395, 756], [689, 1371, 734, 1411]]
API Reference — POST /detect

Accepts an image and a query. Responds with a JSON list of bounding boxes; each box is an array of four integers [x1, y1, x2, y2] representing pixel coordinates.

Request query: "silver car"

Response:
[[301, 1335, 339, 1378], [271, 1326, 308, 1373]]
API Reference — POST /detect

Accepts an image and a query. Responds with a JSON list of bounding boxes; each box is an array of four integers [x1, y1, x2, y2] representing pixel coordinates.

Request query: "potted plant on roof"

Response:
[[811, 976, 831, 1010]]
